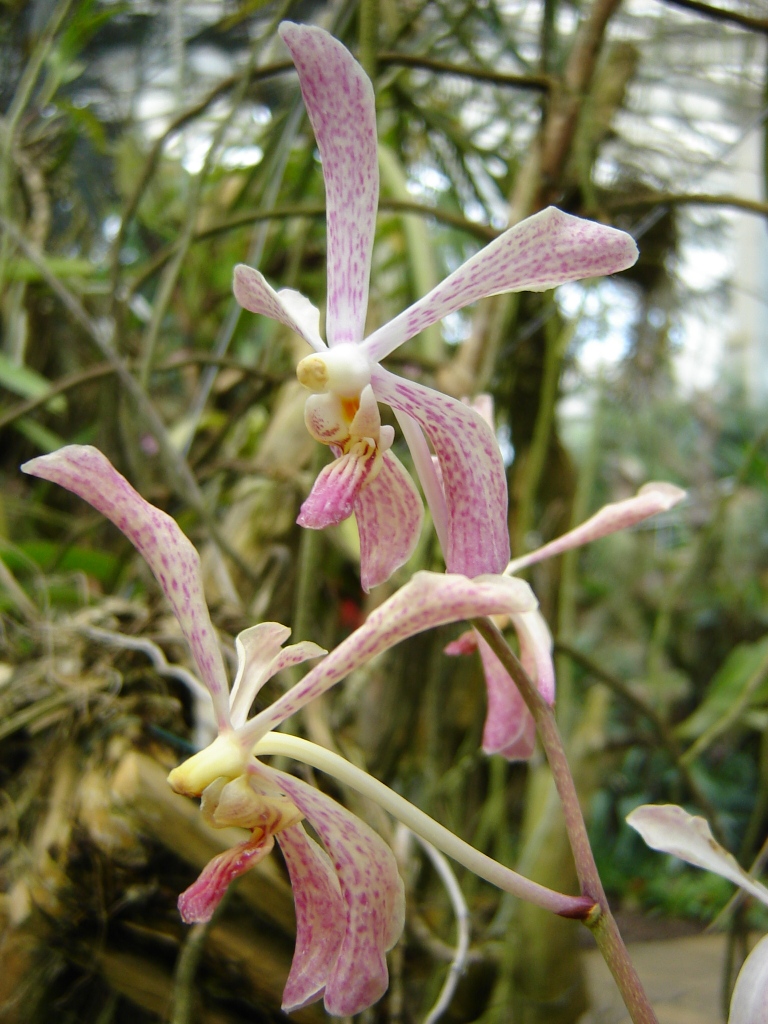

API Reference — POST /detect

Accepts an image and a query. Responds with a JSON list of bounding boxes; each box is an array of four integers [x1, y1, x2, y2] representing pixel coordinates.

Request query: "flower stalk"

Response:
[[252, 731, 594, 920], [472, 616, 660, 1024]]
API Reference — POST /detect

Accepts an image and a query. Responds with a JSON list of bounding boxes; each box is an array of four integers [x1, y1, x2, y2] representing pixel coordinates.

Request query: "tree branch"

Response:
[[654, 0, 768, 35]]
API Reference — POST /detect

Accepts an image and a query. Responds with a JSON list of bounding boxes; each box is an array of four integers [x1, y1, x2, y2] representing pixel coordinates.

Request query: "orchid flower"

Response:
[[448, 481, 687, 760], [22, 445, 595, 1015], [233, 22, 640, 590], [628, 804, 768, 1024]]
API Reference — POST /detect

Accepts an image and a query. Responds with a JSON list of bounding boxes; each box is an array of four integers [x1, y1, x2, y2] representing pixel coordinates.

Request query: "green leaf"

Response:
[[0, 352, 66, 411], [6, 541, 119, 585], [677, 636, 768, 741]]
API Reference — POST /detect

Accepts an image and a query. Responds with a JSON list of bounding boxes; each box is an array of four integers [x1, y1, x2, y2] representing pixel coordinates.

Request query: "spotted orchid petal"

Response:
[[280, 22, 378, 346], [238, 570, 537, 747], [276, 822, 347, 1012], [372, 365, 509, 576], [355, 449, 424, 592], [233, 265, 325, 352], [229, 623, 326, 729], [22, 446, 231, 731], [729, 934, 768, 1024], [506, 482, 686, 574], [297, 444, 380, 529], [360, 207, 639, 363], [273, 768, 405, 1017], [627, 804, 768, 906], [178, 831, 275, 923], [476, 633, 536, 760]]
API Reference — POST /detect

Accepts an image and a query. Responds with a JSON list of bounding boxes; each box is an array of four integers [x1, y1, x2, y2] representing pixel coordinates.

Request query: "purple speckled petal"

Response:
[[506, 482, 686, 574], [229, 624, 325, 728], [371, 366, 509, 576], [280, 23, 378, 346], [477, 632, 536, 761], [178, 832, 275, 923], [233, 265, 326, 352], [238, 571, 536, 746], [511, 609, 554, 705], [730, 934, 768, 1024], [626, 804, 768, 906], [355, 449, 424, 591], [297, 446, 380, 529], [22, 446, 231, 730], [276, 822, 346, 1012], [360, 207, 639, 363], [272, 769, 404, 1016]]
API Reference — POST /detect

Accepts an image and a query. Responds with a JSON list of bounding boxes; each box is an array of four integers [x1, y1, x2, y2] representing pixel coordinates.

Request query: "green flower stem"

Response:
[[471, 616, 659, 1024], [251, 732, 594, 920]]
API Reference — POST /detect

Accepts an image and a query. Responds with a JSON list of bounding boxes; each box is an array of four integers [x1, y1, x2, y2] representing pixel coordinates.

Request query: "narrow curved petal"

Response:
[[272, 769, 405, 1016], [276, 823, 346, 1012], [230, 624, 325, 728], [512, 609, 555, 705], [361, 207, 639, 363], [297, 446, 380, 529], [233, 265, 326, 352], [372, 366, 510, 576], [730, 934, 768, 1024], [477, 633, 536, 761], [22, 446, 231, 730], [506, 482, 687, 574], [230, 623, 291, 726], [178, 832, 275, 923], [626, 804, 768, 907], [280, 23, 378, 346], [239, 570, 537, 745], [355, 449, 424, 591]]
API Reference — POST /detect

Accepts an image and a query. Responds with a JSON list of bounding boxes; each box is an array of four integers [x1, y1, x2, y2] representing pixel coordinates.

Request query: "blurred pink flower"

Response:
[[234, 23, 639, 590]]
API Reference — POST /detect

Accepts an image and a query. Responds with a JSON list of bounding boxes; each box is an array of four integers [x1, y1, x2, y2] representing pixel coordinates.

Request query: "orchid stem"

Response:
[[251, 731, 594, 920], [471, 616, 659, 1024]]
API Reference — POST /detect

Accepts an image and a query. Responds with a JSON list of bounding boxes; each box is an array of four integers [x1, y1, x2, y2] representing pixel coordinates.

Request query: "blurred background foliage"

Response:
[[1, 0, 768, 1022]]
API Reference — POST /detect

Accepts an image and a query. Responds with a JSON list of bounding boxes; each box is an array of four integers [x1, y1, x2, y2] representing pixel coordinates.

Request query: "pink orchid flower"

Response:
[[448, 482, 687, 760], [23, 444, 575, 1015], [233, 22, 640, 591], [628, 804, 768, 1024]]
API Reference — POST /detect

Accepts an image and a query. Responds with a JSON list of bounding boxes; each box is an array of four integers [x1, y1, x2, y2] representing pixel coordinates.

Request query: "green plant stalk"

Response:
[[513, 308, 572, 553], [471, 616, 659, 1024], [359, 0, 379, 80]]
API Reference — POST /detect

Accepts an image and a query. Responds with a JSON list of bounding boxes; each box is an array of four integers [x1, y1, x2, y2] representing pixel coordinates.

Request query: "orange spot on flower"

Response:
[[341, 396, 360, 422]]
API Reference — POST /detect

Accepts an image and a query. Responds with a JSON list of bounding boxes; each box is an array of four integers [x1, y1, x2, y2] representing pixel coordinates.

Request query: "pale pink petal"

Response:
[[22, 446, 231, 730], [277, 823, 347, 1012], [229, 625, 326, 729], [512, 609, 555, 705], [730, 934, 768, 1024], [239, 571, 537, 745], [229, 623, 291, 726], [233, 265, 326, 352], [354, 449, 424, 591], [506, 482, 687, 574], [297, 446, 380, 529], [177, 832, 275, 923], [272, 768, 405, 1016], [349, 384, 383, 440], [444, 629, 478, 656], [372, 366, 510, 576], [626, 805, 768, 906], [477, 633, 536, 761], [361, 207, 639, 362], [280, 23, 378, 346]]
